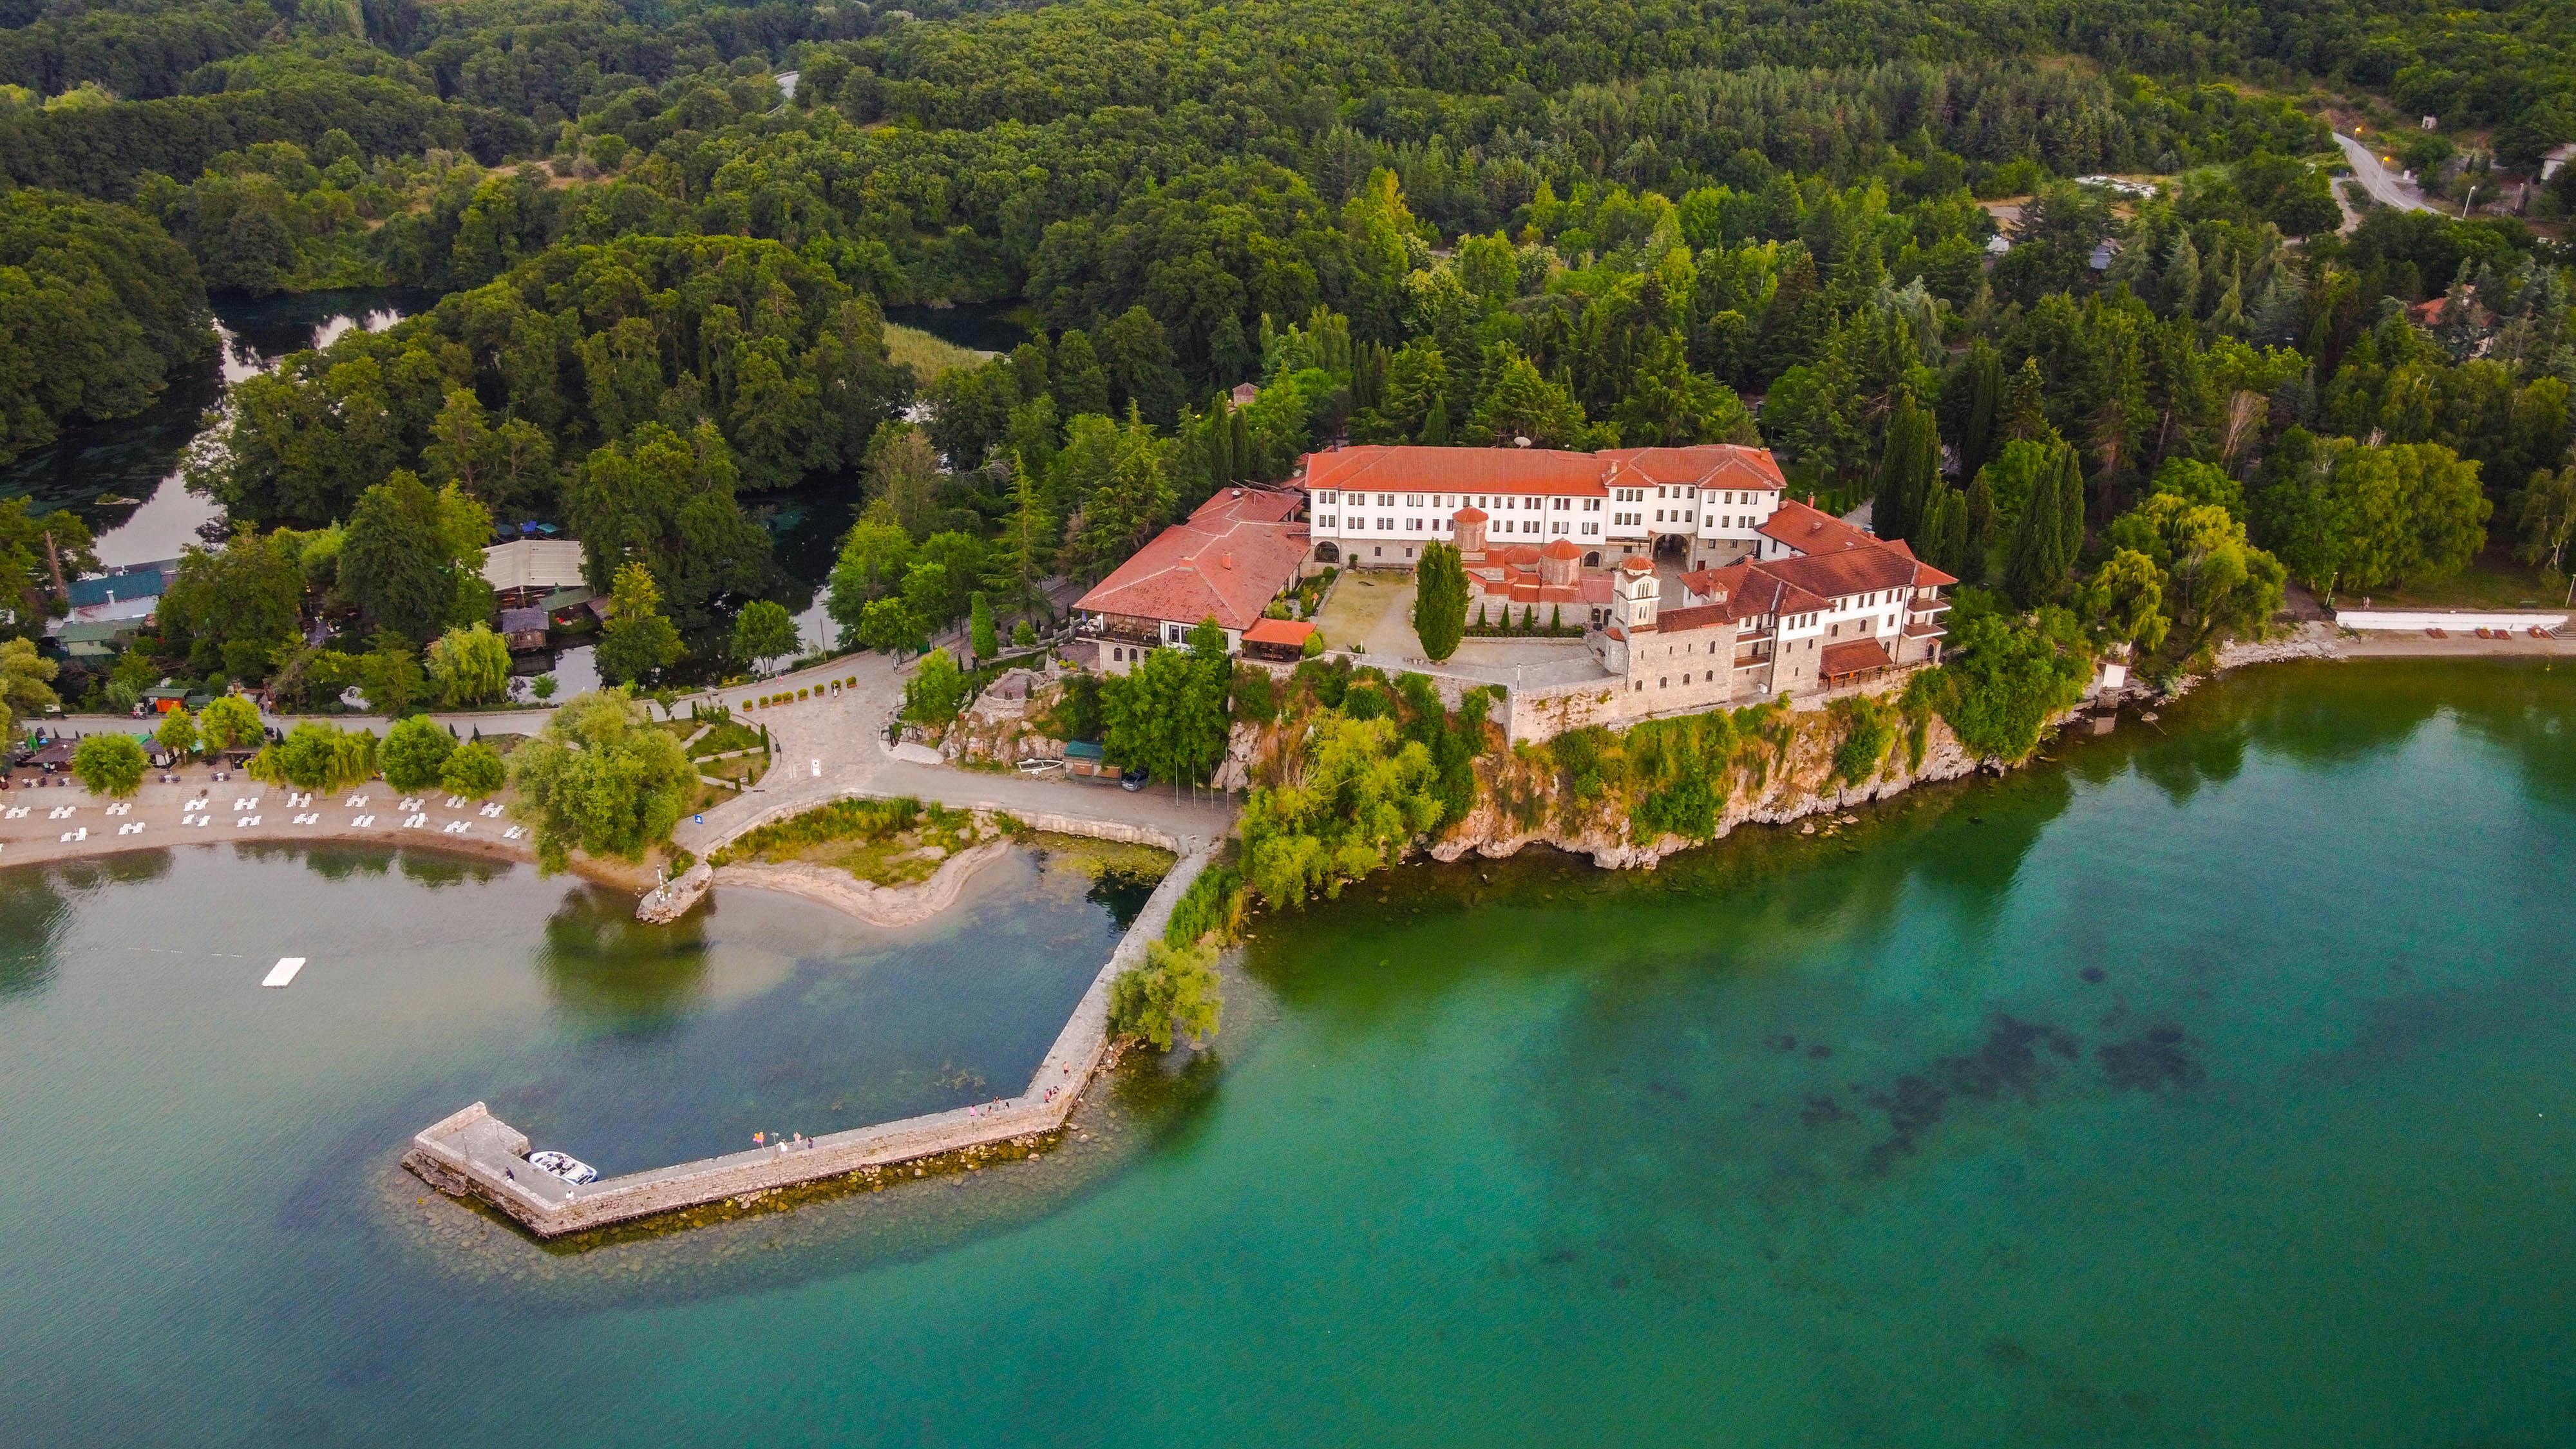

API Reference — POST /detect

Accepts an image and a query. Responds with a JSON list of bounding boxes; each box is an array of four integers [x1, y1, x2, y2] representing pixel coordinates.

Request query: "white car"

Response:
[[527, 1150, 598, 1185]]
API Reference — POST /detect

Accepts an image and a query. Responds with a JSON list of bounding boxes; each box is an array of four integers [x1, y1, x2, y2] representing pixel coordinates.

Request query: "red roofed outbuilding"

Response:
[[1074, 487, 1310, 674]]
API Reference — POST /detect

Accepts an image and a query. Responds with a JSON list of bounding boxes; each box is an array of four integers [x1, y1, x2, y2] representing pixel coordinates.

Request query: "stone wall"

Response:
[[415, 838, 1216, 1238]]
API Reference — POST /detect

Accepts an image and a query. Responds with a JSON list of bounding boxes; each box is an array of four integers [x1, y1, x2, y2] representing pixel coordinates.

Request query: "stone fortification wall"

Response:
[[414, 840, 1215, 1238]]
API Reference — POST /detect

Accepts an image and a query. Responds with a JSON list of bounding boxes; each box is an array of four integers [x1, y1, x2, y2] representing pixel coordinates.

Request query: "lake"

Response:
[[0, 659, 2570, 1445]]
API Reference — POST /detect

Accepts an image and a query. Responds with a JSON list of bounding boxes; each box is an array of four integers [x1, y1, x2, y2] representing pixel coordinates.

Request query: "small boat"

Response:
[[91, 494, 140, 506], [527, 1150, 598, 1185]]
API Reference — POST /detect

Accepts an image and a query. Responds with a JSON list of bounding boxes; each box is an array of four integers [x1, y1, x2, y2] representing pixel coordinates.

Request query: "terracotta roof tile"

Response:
[[1074, 488, 1309, 631], [1756, 498, 1877, 554], [1820, 638, 1895, 677]]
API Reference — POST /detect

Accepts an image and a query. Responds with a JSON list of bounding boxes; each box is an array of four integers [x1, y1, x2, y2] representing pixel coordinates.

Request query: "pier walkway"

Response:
[[412, 830, 1215, 1236]]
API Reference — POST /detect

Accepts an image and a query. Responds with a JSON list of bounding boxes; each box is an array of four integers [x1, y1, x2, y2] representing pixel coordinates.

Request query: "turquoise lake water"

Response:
[[1, 659, 2571, 1445]]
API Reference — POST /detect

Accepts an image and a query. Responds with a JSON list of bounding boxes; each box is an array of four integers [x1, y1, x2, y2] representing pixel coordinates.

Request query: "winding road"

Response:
[[2334, 133, 2440, 228]]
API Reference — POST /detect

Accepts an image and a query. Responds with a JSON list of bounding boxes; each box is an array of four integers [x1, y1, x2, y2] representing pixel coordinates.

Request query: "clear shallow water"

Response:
[[2, 660, 2573, 1446]]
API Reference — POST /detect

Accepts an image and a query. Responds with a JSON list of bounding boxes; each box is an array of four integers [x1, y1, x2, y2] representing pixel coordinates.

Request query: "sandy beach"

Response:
[[0, 772, 666, 892]]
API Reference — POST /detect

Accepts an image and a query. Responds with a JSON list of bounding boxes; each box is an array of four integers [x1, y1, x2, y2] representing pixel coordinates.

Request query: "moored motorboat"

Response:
[[527, 1150, 598, 1185]]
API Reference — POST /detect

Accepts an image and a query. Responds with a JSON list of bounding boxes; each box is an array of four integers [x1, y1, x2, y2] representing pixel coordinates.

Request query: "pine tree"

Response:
[[983, 451, 1055, 621], [2002, 357, 2052, 443], [2162, 232, 2203, 321]]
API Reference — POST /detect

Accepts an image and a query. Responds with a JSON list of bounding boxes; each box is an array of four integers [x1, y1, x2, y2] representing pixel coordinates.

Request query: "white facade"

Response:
[[1308, 479, 1781, 569]]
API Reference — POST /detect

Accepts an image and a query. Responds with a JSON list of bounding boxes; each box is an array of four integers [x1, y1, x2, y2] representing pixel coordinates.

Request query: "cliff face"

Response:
[[1430, 710, 1990, 871]]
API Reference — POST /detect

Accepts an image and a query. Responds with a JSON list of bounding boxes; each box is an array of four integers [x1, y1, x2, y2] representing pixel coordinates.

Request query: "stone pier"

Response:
[[408, 829, 1213, 1238]]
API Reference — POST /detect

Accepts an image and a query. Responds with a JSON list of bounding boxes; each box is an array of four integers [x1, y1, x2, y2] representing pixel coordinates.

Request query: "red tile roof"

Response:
[[1241, 617, 1315, 647], [1074, 488, 1309, 632], [1820, 638, 1896, 677], [1759, 542, 1955, 600], [1756, 498, 1877, 555]]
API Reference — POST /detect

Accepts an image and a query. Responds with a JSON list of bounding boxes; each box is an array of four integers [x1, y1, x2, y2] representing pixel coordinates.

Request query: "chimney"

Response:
[[1220, 553, 1235, 570]]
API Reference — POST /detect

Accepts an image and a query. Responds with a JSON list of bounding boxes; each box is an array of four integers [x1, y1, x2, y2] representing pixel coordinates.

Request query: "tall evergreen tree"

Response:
[[1957, 339, 2004, 482], [1412, 540, 1468, 661], [2003, 442, 2083, 607], [1871, 392, 1938, 542], [2056, 442, 2089, 567], [1962, 469, 2000, 583]]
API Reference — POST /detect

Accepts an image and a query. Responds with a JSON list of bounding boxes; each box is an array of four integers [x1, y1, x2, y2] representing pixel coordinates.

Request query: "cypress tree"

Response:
[[2003, 441, 2087, 606], [1962, 468, 1999, 583], [1227, 408, 1253, 482], [2054, 444, 2088, 574], [1958, 339, 2003, 481], [1421, 393, 1452, 445], [1412, 541, 1468, 661], [1871, 392, 1937, 542], [1919, 480, 1969, 578]]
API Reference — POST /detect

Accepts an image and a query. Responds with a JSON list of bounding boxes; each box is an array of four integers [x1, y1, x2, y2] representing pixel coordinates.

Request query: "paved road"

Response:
[[50, 645, 1235, 861], [2334, 133, 2439, 221], [663, 650, 1234, 858]]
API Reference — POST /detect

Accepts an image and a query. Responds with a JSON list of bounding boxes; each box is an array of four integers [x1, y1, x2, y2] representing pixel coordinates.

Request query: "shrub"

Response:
[[1828, 695, 1898, 786], [254, 722, 378, 791], [903, 649, 967, 724], [1163, 862, 1247, 948], [444, 740, 506, 797]]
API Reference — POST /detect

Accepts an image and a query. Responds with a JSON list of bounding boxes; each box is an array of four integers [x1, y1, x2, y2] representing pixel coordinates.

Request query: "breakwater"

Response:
[[408, 817, 1211, 1238]]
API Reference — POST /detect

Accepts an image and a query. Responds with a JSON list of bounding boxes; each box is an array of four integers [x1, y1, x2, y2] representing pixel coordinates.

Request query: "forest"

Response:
[[1, 0, 2571, 755]]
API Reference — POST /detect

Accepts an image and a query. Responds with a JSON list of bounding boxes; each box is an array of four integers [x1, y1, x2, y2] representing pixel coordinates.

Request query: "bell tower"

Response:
[[1613, 556, 1658, 632]]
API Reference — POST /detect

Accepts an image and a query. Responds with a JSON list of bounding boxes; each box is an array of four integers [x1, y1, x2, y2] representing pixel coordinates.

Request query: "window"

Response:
[[1551, 521, 1567, 534], [1555, 497, 1570, 511], [1406, 518, 1421, 531], [1522, 520, 1539, 534], [1406, 494, 1423, 507], [1378, 518, 1395, 531], [1320, 515, 1337, 529], [1582, 522, 1599, 535], [1377, 493, 1394, 507], [1586, 498, 1602, 511], [1317, 491, 1337, 504], [1655, 509, 1665, 522]]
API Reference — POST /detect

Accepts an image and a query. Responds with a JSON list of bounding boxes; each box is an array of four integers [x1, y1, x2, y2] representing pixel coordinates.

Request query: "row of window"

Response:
[[1314, 488, 1773, 510]]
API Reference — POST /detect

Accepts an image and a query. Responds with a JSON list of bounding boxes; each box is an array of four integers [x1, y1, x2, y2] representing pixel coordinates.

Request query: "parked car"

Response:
[[1119, 768, 1149, 791]]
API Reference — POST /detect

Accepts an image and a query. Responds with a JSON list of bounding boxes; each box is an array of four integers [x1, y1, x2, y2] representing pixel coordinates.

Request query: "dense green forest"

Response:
[[4, 0, 2573, 728]]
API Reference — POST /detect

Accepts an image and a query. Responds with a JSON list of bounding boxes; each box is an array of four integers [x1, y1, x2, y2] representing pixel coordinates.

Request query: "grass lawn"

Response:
[[2346, 546, 2570, 611], [1312, 570, 1405, 651], [689, 748, 770, 813], [710, 797, 999, 887]]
